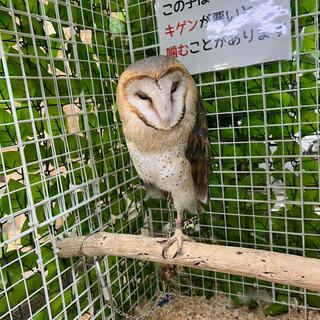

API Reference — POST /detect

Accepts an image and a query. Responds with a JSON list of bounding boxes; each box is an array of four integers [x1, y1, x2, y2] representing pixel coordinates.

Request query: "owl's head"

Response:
[[116, 56, 197, 131]]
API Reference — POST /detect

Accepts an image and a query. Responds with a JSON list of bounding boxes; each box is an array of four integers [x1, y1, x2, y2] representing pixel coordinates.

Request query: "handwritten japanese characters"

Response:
[[155, 0, 292, 73]]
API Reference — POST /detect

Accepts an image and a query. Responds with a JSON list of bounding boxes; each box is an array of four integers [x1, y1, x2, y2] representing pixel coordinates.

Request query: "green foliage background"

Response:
[[0, 0, 319, 318]]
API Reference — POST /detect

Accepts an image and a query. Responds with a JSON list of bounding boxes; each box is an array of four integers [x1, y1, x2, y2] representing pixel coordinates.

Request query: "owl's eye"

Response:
[[137, 92, 149, 100], [171, 82, 178, 94]]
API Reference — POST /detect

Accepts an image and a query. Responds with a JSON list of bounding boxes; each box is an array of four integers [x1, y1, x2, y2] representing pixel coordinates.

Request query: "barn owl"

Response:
[[116, 55, 211, 258]]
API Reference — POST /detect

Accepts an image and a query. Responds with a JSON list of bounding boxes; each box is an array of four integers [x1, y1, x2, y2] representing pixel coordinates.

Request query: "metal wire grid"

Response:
[[126, 0, 320, 317], [0, 0, 157, 319], [0, 0, 319, 319]]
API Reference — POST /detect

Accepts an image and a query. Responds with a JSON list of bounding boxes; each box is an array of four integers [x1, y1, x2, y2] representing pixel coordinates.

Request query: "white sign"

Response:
[[155, 0, 292, 74]]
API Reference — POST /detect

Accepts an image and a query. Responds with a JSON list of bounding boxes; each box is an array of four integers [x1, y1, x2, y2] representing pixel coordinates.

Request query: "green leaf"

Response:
[[0, 109, 16, 147], [46, 106, 67, 135], [53, 135, 88, 160], [264, 303, 288, 316], [2, 179, 27, 213], [2, 151, 21, 170], [73, 163, 94, 184], [69, 135, 88, 153], [25, 143, 50, 172], [298, 0, 317, 14], [109, 12, 126, 34], [307, 293, 320, 308], [16, 107, 35, 139], [0, 13, 15, 40], [28, 175, 45, 204]]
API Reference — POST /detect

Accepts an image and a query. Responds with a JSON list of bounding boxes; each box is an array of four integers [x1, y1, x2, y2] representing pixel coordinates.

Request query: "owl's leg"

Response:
[[162, 210, 190, 259]]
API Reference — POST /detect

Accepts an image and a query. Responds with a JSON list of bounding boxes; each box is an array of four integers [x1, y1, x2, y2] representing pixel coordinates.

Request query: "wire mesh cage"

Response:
[[0, 0, 319, 319]]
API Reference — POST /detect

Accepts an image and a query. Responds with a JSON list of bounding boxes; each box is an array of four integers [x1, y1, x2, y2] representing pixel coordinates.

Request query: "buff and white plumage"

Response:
[[116, 56, 211, 258]]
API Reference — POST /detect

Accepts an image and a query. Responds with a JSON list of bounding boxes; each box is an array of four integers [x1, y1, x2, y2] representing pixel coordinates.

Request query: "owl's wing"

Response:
[[185, 94, 211, 204]]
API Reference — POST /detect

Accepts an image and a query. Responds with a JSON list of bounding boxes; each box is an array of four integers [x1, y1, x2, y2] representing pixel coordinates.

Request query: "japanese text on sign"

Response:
[[155, 0, 292, 74]]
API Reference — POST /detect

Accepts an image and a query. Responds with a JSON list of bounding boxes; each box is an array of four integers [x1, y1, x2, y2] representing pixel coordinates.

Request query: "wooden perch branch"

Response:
[[57, 232, 320, 292]]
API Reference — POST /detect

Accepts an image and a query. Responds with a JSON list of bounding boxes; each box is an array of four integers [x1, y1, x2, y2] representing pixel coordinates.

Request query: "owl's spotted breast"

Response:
[[128, 140, 199, 214], [127, 142, 191, 194]]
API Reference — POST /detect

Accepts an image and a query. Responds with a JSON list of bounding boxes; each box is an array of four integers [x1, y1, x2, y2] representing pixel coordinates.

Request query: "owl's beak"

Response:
[[158, 96, 172, 129], [158, 105, 172, 129]]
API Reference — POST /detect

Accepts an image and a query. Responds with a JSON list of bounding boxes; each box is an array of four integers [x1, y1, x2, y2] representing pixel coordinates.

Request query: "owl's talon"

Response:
[[162, 236, 178, 259], [172, 249, 180, 259], [162, 229, 189, 259]]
